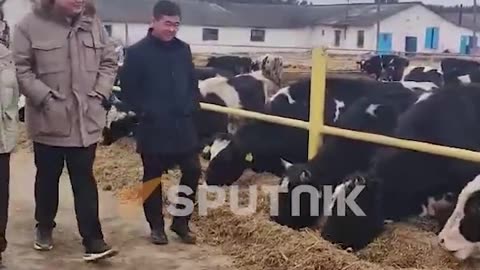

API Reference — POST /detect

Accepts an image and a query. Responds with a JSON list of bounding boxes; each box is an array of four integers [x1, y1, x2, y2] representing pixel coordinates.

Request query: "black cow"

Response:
[[441, 58, 480, 86], [322, 83, 480, 251], [271, 83, 425, 229], [357, 54, 410, 81], [202, 77, 430, 187], [205, 55, 255, 76], [438, 174, 480, 261]]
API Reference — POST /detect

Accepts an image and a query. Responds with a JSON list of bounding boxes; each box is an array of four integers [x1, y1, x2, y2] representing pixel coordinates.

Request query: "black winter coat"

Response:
[[120, 30, 201, 155]]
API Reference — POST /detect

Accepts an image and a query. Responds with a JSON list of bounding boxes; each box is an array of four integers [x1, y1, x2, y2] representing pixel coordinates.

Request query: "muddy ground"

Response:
[[1, 147, 235, 270]]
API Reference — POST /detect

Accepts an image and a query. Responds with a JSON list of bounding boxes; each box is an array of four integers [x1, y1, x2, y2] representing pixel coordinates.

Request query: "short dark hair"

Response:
[[153, 0, 181, 20]]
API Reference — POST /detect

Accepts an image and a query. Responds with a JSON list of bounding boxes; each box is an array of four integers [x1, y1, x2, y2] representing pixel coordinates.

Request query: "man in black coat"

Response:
[[120, 0, 201, 245]]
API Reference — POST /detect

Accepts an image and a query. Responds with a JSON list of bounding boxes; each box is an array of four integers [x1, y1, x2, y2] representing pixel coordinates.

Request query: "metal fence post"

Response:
[[308, 47, 327, 160]]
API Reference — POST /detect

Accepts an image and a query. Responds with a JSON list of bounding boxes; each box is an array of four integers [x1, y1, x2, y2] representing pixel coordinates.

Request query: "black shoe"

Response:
[[150, 229, 168, 245], [33, 227, 53, 251], [170, 220, 196, 244], [83, 240, 118, 262]]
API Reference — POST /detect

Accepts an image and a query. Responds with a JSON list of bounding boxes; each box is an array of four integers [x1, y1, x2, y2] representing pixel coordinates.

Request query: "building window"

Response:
[[334, 30, 341, 47], [425, 27, 439, 49], [104, 24, 112, 36], [357, 30, 365, 48], [250, 29, 265, 42], [202, 28, 219, 41]]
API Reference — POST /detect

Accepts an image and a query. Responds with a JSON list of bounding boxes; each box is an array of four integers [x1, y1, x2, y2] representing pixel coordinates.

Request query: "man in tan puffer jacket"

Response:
[[13, 0, 118, 262]]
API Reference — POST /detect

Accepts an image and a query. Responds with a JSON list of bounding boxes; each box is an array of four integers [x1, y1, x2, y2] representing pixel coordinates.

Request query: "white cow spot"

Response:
[[415, 92, 433, 104], [458, 74, 472, 84], [326, 181, 350, 215], [333, 99, 345, 122], [18, 95, 25, 108], [209, 139, 231, 161], [106, 105, 128, 128], [400, 81, 438, 91], [269, 86, 295, 104], [365, 104, 380, 117], [199, 76, 241, 108]]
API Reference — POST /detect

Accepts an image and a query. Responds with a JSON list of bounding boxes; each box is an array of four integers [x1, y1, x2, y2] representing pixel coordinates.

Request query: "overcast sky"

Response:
[[311, 0, 475, 6]]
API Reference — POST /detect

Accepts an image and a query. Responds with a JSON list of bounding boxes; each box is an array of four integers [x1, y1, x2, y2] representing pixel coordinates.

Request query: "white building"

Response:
[[2, 0, 479, 55], [94, 0, 479, 55]]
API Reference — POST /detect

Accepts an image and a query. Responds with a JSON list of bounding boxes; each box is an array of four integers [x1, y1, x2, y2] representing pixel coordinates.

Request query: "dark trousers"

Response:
[[0, 153, 10, 253], [33, 142, 104, 247], [141, 151, 201, 230]]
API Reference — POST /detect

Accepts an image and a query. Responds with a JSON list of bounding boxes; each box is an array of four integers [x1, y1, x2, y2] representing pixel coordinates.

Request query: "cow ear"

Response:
[[281, 159, 293, 170], [300, 169, 312, 182]]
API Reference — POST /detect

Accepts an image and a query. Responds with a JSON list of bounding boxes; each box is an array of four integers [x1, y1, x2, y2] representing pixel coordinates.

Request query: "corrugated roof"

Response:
[[439, 12, 480, 32], [95, 0, 425, 28]]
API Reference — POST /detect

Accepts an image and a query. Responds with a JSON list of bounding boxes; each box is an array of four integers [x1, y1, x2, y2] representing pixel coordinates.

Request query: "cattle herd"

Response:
[[16, 53, 480, 262]]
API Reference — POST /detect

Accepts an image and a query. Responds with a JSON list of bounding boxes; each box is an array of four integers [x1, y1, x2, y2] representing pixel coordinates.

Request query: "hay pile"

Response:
[[191, 188, 464, 270], [94, 137, 142, 191]]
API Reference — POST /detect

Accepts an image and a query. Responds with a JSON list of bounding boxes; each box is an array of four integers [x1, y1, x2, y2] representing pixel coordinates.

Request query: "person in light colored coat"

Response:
[[0, 42, 19, 267], [12, 0, 118, 262]]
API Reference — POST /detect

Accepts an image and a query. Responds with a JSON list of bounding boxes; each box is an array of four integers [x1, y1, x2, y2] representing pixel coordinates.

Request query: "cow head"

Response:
[[270, 159, 323, 229], [438, 174, 480, 261], [254, 54, 284, 87], [321, 171, 385, 251], [101, 104, 138, 146], [203, 133, 253, 186], [356, 57, 381, 80]]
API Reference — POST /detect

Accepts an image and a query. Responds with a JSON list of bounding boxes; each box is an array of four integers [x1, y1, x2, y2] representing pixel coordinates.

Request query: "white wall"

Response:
[[373, 5, 475, 54], [310, 25, 373, 54], [107, 22, 311, 54]]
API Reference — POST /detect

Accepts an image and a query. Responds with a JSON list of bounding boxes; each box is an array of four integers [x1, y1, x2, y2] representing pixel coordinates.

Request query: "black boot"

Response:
[[150, 228, 168, 245], [170, 218, 196, 244]]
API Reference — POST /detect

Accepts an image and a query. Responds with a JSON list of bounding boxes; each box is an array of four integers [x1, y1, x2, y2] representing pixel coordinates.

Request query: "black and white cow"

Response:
[[438, 174, 480, 261], [357, 54, 410, 81], [401, 65, 444, 88], [271, 82, 426, 229], [18, 94, 25, 122], [321, 83, 480, 251], [202, 77, 431, 187], [100, 91, 138, 146], [195, 54, 283, 142]]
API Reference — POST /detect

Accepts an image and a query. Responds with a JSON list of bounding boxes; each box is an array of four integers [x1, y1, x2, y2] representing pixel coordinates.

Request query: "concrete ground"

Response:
[[1, 148, 235, 270]]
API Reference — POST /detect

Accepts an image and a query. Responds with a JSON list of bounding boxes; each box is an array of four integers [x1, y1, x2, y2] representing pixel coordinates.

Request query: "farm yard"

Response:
[[6, 51, 480, 270]]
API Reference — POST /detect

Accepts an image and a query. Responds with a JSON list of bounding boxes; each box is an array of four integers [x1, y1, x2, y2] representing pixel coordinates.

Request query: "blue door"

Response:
[[405, 36, 417, 56], [378, 33, 392, 54], [460, 35, 470, 55]]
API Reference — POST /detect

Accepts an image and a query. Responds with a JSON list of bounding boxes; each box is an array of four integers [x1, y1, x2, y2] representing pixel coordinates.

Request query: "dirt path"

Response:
[[2, 148, 235, 270]]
